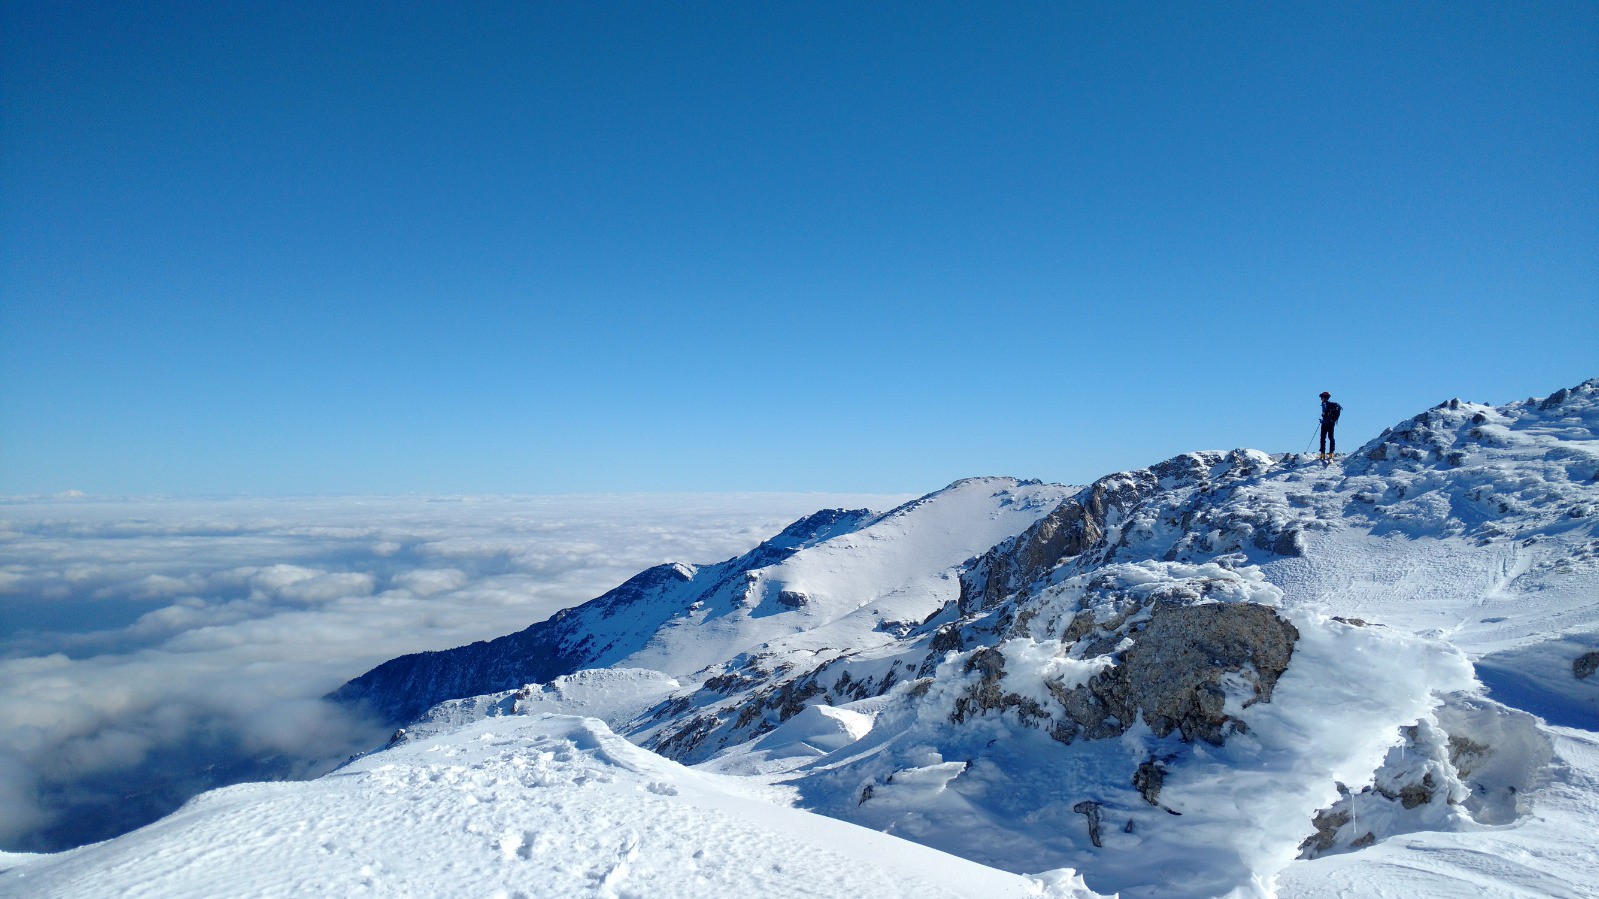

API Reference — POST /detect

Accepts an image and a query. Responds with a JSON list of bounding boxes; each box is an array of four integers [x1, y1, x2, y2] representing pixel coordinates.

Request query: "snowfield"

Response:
[[0, 713, 1096, 899], [4, 379, 1597, 898]]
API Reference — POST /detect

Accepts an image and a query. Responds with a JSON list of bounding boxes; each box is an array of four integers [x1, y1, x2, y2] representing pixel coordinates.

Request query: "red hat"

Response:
[[1320, 391, 1331, 398]]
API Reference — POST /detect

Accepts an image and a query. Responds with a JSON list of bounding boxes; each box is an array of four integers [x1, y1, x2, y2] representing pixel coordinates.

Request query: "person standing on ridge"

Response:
[[1319, 391, 1341, 463]]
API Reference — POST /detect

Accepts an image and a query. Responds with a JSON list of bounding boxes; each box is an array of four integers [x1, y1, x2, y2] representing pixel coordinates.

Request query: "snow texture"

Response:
[[0, 715, 1096, 899]]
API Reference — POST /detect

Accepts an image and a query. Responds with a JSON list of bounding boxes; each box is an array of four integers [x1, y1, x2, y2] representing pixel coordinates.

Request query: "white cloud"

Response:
[[245, 565, 377, 604], [0, 492, 909, 852], [388, 567, 468, 597]]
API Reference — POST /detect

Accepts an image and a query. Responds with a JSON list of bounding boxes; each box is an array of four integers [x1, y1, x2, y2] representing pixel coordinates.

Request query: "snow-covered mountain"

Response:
[[5, 379, 1597, 899], [333, 478, 1071, 726]]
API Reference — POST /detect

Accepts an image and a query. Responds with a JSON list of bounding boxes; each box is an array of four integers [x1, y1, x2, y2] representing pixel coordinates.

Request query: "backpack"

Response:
[[1323, 401, 1342, 425]]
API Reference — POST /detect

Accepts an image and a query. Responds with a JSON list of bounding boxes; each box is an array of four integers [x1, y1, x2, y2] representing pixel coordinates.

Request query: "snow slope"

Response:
[[0, 714, 1098, 899], [334, 477, 1071, 725]]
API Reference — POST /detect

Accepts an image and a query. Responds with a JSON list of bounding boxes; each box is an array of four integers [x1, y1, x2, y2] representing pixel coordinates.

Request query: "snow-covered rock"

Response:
[[781, 566, 1476, 898]]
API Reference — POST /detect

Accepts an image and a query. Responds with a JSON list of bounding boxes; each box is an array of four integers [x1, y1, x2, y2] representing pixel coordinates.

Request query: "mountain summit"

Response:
[[9, 379, 1597, 898]]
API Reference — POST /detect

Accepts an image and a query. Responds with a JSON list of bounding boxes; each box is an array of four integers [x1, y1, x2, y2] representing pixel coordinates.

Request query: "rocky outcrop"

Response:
[[1575, 651, 1599, 681], [1073, 800, 1104, 848], [1045, 600, 1297, 745], [1133, 758, 1166, 806], [1298, 795, 1354, 856], [647, 652, 912, 763], [1340, 379, 1599, 539], [950, 647, 1048, 726], [943, 562, 1299, 749], [958, 450, 1310, 617]]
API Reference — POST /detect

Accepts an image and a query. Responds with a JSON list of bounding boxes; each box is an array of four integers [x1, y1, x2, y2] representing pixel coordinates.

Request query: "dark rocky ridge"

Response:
[[958, 449, 1298, 618]]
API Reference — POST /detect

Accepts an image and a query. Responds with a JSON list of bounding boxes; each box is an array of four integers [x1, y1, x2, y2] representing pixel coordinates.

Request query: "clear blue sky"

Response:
[[2, 2, 1595, 495]]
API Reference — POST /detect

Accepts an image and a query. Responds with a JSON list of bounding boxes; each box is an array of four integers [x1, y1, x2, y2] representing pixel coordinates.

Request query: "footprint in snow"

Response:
[[497, 830, 525, 861], [595, 832, 641, 897]]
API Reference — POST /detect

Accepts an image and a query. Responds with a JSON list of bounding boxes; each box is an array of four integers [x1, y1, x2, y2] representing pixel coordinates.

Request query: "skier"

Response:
[[1319, 391, 1341, 462]]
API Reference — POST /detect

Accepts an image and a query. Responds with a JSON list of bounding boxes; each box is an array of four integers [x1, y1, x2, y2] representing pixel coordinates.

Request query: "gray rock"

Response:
[[930, 625, 963, 653], [1272, 527, 1306, 557], [1398, 772, 1437, 809], [1575, 651, 1599, 681], [1133, 758, 1166, 806], [951, 647, 1049, 725], [1540, 387, 1571, 410], [1061, 601, 1298, 745], [1072, 800, 1103, 848], [1297, 806, 1350, 857]]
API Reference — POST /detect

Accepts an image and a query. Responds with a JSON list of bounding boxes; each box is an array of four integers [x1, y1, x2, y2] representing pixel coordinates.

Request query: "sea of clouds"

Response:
[[0, 492, 908, 852]]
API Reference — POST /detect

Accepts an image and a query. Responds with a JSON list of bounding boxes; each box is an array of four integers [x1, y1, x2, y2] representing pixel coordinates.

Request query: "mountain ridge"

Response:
[[41, 377, 1573, 898]]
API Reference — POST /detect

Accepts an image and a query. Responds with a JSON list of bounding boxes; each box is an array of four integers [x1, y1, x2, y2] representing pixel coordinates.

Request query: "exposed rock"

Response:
[[1398, 772, 1438, 809], [1271, 526, 1306, 557], [957, 448, 1327, 622], [930, 625, 963, 654], [1575, 651, 1599, 681], [652, 712, 723, 758], [1056, 600, 1298, 745], [1300, 714, 1494, 859], [951, 647, 1049, 725], [1133, 758, 1166, 806], [945, 563, 1300, 754], [703, 671, 760, 694], [1072, 800, 1103, 848], [959, 492, 1106, 615], [1298, 805, 1350, 856], [778, 590, 810, 609]]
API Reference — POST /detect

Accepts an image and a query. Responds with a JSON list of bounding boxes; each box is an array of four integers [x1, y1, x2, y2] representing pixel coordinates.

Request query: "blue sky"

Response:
[[2, 1, 1595, 495]]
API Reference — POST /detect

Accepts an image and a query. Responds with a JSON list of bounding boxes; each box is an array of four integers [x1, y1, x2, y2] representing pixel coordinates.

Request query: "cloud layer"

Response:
[[0, 492, 907, 851]]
